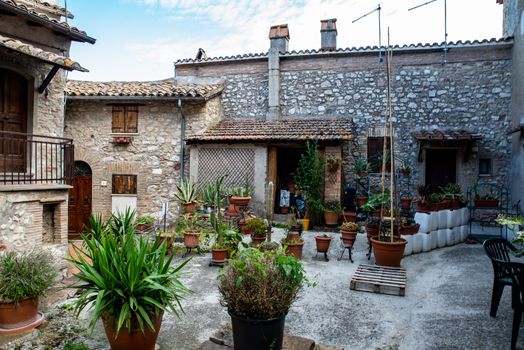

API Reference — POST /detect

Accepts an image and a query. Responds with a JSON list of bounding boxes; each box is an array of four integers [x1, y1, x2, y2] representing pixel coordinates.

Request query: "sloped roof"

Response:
[[66, 80, 224, 100], [0, 34, 87, 72], [412, 129, 483, 141], [186, 118, 353, 143], [0, 0, 95, 43], [16, 0, 73, 19], [174, 37, 513, 65]]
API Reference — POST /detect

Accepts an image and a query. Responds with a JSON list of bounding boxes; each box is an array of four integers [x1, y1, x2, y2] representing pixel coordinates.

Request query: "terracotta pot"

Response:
[[280, 206, 290, 214], [211, 248, 229, 263], [343, 211, 357, 222], [450, 199, 461, 210], [181, 202, 197, 213], [68, 241, 92, 276], [357, 171, 368, 177], [324, 211, 339, 226], [286, 232, 300, 241], [251, 235, 267, 246], [356, 197, 368, 206], [416, 201, 429, 213], [400, 223, 420, 235], [315, 236, 332, 253], [371, 236, 407, 267], [340, 229, 358, 246], [103, 312, 163, 350], [401, 170, 411, 177], [428, 202, 439, 212], [226, 204, 241, 217], [400, 197, 412, 209], [365, 223, 379, 240], [229, 196, 251, 206], [440, 199, 452, 210], [474, 199, 499, 208], [183, 231, 200, 248], [0, 297, 39, 329], [156, 236, 173, 253], [136, 223, 154, 232], [283, 240, 305, 260]]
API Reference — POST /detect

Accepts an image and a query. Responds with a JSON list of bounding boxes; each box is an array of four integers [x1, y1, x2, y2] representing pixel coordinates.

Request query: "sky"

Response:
[[66, 0, 504, 82]]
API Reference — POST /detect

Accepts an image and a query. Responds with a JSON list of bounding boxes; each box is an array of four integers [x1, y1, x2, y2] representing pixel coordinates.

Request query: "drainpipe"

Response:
[[178, 98, 186, 184]]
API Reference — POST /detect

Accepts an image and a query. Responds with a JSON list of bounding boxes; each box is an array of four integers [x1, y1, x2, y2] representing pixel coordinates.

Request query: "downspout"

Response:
[[178, 98, 186, 184]]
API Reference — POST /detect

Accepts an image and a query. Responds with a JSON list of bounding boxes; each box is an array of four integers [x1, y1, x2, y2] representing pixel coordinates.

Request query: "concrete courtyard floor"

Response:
[[0, 228, 517, 350]]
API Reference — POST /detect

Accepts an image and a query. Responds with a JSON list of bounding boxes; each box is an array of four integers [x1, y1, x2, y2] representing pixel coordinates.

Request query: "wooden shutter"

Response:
[[112, 174, 137, 194], [125, 106, 138, 133], [112, 106, 124, 133]]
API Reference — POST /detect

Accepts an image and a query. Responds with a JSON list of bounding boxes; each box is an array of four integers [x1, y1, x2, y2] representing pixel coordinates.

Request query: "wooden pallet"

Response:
[[350, 264, 407, 296]]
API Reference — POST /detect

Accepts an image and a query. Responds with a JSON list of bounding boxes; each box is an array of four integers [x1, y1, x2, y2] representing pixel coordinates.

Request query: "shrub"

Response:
[[244, 218, 267, 237], [0, 250, 57, 302], [341, 222, 359, 231], [218, 249, 307, 319]]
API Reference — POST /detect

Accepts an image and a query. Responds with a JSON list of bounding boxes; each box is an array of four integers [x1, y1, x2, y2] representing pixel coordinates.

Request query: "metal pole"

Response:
[[444, 0, 448, 64], [378, 4, 382, 62]]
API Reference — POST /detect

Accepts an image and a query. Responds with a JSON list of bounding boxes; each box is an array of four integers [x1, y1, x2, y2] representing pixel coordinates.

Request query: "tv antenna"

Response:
[[352, 4, 382, 62], [408, 0, 448, 64]]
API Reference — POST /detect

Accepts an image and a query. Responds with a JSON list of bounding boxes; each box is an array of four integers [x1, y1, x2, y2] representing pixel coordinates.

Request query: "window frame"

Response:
[[112, 105, 138, 134], [478, 158, 492, 176], [112, 174, 138, 195]]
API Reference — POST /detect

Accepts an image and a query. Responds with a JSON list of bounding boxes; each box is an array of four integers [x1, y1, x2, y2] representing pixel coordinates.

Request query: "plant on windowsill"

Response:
[[0, 250, 57, 334], [355, 159, 371, 177], [322, 200, 342, 226], [218, 249, 310, 350], [399, 163, 411, 177], [175, 177, 198, 213]]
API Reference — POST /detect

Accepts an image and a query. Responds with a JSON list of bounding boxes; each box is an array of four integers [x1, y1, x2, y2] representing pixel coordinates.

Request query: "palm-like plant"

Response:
[[175, 177, 197, 204]]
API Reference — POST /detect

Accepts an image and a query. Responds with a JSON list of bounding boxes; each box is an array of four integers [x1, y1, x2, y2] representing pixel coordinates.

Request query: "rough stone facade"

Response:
[[64, 96, 222, 222]]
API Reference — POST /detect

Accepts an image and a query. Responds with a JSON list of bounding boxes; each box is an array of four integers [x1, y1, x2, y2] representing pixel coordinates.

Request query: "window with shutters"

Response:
[[112, 105, 138, 133], [367, 137, 391, 173], [112, 174, 137, 195]]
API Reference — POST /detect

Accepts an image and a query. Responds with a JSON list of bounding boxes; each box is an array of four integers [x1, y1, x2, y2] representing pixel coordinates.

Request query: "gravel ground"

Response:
[[0, 228, 515, 350]]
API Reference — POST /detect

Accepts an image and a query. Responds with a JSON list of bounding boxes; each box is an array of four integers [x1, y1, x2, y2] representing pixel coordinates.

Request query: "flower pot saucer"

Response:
[[0, 312, 44, 335]]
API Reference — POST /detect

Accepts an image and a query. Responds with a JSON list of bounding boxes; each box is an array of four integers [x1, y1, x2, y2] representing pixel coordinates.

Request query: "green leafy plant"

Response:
[[294, 141, 324, 224], [427, 193, 442, 204], [200, 184, 218, 207], [137, 215, 155, 226], [175, 213, 204, 234], [0, 250, 57, 302], [341, 222, 359, 231], [69, 210, 192, 336], [399, 163, 411, 174], [63, 342, 90, 350], [323, 200, 342, 213], [360, 193, 390, 214], [326, 155, 342, 172], [175, 177, 197, 204], [496, 215, 524, 245], [218, 249, 310, 319], [244, 218, 268, 237], [355, 159, 371, 174]]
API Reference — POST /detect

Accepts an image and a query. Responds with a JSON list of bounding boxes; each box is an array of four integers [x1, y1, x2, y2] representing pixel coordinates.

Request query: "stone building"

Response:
[[64, 80, 223, 234], [177, 20, 514, 215], [0, 0, 94, 249]]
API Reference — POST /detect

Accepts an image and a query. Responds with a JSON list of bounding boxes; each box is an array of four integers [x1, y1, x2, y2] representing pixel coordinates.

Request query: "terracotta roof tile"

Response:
[[16, 0, 73, 18], [0, 0, 94, 43], [174, 37, 513, 65], [412, 129, 483, 141], [0, 33, 87, 72], [186, 118, 353, 143], [66, 80, 224, 99]]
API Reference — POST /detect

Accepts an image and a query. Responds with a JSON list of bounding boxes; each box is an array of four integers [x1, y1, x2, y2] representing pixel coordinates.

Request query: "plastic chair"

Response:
[[483, 238, 518, 317]]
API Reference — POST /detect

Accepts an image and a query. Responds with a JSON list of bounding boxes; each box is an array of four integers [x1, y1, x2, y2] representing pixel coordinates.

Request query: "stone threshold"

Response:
[[0, 184, 71, 192]]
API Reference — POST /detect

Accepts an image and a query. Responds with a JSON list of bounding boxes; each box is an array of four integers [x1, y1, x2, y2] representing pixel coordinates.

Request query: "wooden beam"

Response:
[[38, 65, 60, 94]]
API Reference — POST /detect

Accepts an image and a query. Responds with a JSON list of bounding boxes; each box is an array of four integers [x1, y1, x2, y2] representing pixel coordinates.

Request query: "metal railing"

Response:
[[0, 131, 74, 185]]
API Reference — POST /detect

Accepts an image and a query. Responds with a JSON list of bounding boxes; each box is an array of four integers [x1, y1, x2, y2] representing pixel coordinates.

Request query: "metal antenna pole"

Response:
[[408, 0, 448, 64], [353, 4, 383, 62]]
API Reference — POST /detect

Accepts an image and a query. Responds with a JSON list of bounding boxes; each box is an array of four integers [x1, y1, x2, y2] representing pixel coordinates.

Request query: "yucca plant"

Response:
[[175, 177, 197, 204], [69, 210, 192, 339]]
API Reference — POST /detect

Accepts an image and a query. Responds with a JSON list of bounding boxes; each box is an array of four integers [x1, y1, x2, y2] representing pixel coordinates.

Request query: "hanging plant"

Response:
[[326, 155, 342, 173]]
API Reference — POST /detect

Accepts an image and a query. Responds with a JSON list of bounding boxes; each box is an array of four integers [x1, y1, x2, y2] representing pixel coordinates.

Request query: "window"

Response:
[[112, 105, 138, 133], [112, 174, 137, 194], [479, 158, 492, 176], [367, 137, 391, 173]]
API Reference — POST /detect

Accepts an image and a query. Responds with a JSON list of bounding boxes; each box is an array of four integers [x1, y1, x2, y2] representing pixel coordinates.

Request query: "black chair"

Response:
[[483, 238, 518, 317]]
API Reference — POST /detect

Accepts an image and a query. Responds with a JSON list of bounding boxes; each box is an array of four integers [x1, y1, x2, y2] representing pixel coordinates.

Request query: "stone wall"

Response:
[[64, 97, 222, 223]]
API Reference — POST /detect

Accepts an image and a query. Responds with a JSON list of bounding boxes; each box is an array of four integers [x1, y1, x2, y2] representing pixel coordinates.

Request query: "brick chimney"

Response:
[[269, 24, 290, 52], [320, 18, 337, 51]]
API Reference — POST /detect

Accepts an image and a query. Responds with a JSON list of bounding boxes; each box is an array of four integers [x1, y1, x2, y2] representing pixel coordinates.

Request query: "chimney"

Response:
[[320, 18, 337, 51], [269, 24, 290, 52]]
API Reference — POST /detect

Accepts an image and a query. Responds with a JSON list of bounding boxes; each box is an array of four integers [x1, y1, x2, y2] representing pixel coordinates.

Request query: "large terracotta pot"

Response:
[[371, 236, 407, 267], [365, 223, 379, 240], [0, 297, 39, 329], [315, 236, 332, 253], [102, 312, 163, 350], [343, 211, 357, 222], [226, 204, 241, 217], [211, 248, 229, 263], [324, 211, 339, 226], [251, 235, 267, 246], [183, 231, 200, 248], [400, 224, 420, 236], [340, 229, 358, 246], [283, 240, 304, 260], [416, 201, 430, 213], [181, 202, 197, 213], [229, 196, 251, 206]]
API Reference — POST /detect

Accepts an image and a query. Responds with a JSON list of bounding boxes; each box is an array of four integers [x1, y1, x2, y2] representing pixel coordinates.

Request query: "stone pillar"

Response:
[[268, 48, 280, 120]]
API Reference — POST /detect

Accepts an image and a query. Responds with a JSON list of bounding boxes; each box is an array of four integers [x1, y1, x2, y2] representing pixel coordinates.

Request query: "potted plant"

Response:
[[340, 221, 359, 246], [326, 155, 342, 173], [361, 193, 390, 218], [209, 175, 231, 264], [416, 185, 430, 213], [400, 195, 412, 209], [323, 200, 342, 226], [245, 218, 268, 246], [399, 217, 420, 235], [355, 159, 371, 176], [314, 234, 332, 255], [200, 184, 218, 212], [257, 241, 279, 252], [136, 215, 155, 232], [175, 177, 198, 213], [229, 177, 252, 207], [156, 229, 176, 255], [218, 249, 308, 350], [356, 195, 368, 207], [427, 193, 442, 212], [440, 183, 463, 209], [0, 250, 57, 334], [400, 163, 411, 177], [176, 213, 202, 251], [472, 182, 500, 208], [69, 209, 191, 350], [224, 228, 245, 258]]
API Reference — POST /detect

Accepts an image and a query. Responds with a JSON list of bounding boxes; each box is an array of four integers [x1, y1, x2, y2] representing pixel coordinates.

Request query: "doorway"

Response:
[[274, 147, 305, 214], [68, 161, 92, 237], [425, 149, 457, 192]]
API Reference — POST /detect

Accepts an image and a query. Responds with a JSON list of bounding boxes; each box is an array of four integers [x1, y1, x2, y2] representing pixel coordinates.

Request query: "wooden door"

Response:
[[68, 162, 92, 237], [0, 69, 28, 172], [425, 149, 457, 192]]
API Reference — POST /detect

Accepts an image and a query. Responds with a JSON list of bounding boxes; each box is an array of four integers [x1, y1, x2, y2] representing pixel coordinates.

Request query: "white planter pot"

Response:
[[422, 233, 432, 252], [451, 209, 461, 228], [461, 208, 470, 226], [403, 235, 413, 256], [429, 211, 439, 231], [430, 230, 438, 249], [439, 209, 451, 229], [415, 212, 431, 233], [437, 229, 447, 248], [445, 228, 454, 246], [460, 225, 469, 242], [451, 227, 461, 245], [412, 233, 423, 253]]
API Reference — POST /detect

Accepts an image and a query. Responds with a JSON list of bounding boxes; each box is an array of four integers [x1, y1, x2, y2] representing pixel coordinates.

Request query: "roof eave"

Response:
[[185, 136, 352, 144], [66, 95, 209, 101]]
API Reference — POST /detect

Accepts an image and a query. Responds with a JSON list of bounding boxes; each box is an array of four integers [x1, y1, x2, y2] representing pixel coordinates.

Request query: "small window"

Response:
[[367, 137, 391, 173], [112, 174, 137, 194], [479, 158, 492, 176], [112, 105, 138, 133]]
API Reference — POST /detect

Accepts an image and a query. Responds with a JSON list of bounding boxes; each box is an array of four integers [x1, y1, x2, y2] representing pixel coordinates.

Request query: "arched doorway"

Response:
[[68, 161, 92, 237]]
